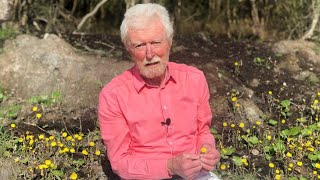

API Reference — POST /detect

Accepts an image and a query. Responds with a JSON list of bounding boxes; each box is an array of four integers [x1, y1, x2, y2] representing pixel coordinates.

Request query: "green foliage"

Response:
[[0, 27, 16, 41], [0, 104, 21, 120], [27, 91, 61, 106]]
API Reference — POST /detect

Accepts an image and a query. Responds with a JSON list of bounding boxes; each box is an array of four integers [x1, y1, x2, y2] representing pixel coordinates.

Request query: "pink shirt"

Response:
[[98, 62, 215, 179]]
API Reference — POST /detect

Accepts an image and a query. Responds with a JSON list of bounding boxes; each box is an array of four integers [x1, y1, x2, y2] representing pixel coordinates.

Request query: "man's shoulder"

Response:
[[101, 68, 133, 93], [169, 62, 204, 75]]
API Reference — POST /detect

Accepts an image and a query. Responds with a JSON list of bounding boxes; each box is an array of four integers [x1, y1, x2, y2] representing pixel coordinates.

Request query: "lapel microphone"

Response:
[[161, 118, 171, 126]]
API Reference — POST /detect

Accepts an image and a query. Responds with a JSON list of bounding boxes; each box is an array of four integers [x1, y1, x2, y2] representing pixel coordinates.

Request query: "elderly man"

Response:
[[98, 3, 220, 180]]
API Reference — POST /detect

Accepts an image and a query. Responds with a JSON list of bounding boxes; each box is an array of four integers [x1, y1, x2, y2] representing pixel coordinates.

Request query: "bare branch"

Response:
[[76, 0, 108, 31]]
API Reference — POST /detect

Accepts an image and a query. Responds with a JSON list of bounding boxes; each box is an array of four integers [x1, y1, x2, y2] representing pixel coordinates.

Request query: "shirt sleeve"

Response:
[[98, 88, 171, 180], [196, 72, 216, 150]]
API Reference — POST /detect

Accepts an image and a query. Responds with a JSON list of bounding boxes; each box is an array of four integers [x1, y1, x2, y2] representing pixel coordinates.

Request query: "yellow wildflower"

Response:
[[231, 124, 235, 128], [51, 142, 57, 147], [38, 134, 44, 140], [36, 113, 42, 119], [200, 147, 207, 154], [256, 121, 261, 125], [231, 97, 237, 102], [62, 132, 68, 137], [297, 161, 303, 166], [286, 152, 292, 158], [70, 172, 78, 180], [10, 123, 16, 128], [95, 150, 101, 156], [89, 142, 95, 147], [45, 160, 52, 166], [268, 91, 272, 95], [269, 162, 275, 168], [239, 123, 245, 128], [275, 174, 281, 180], [281, 119, 286, 124], [223, 122, 228, 127], [267, 135, 272, 140], [32, 106, 38, 112], [220, 164, 226, 170], [70, 148, 75, 153], [82, 149, 88, 155], [315, 163, 320, 169]]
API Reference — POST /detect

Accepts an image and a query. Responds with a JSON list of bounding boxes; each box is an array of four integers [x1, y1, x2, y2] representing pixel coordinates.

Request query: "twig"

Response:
[[76, 0, 109, 30]]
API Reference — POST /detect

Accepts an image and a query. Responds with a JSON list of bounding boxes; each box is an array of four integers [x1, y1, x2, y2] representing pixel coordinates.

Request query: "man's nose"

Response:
[[146, 43, 154, 59]]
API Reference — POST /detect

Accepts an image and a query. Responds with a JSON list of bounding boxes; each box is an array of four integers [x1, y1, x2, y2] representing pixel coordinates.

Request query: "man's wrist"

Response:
[[167, 158, 175, 176]]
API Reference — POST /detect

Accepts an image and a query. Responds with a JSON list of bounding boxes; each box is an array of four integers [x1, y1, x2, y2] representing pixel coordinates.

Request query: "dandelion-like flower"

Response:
[[267, 135, 272, 140], [45, 160, 52, 166], [297, 161, 303, 166], [256, 121, 261, 125], [36, 113, 42, 119], [82, 149, 88, 155], [95, 150, 101, 156], [269, 162, 275, 168], [10, 123, 16, 128], [32, 106, 38, 112], [281, 119, 286, 124], [220, 164, 226, 170], [51, 142, 57, 147], [239, 123, 245, 128], [70, 172, 78, 180], [286, 152, 292, 158], [89, 142, 95, 147], [275, 174, 281, 180], [315, 163, 320, 169], [70, 148, 75, 153], [62, 132, 68, 137], [231, 97, 237, 102], [231, 124, 235, 128], [223, 122, 228, 127], [38, 134, 44, 140]]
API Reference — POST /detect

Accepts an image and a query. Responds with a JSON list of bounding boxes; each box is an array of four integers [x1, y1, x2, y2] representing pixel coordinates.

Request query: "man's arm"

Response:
[[98, 89, 171, 179], [196, 72, 220, 170]]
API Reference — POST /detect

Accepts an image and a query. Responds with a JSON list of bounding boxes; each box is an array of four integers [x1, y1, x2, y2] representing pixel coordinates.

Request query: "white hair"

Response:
[[120, 3, 174, 45]]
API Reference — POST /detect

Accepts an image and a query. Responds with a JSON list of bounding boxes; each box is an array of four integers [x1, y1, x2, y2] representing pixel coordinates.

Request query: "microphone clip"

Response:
[[161, 118, 171, 126]]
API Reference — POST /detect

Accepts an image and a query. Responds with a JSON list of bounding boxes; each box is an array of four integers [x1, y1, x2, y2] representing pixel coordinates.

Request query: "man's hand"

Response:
[[167, 153, 202, 179], [199, 144, 220, 171]]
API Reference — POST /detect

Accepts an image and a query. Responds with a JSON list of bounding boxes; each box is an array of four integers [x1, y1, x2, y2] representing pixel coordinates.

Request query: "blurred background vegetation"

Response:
[[2, 0, 320, 40]]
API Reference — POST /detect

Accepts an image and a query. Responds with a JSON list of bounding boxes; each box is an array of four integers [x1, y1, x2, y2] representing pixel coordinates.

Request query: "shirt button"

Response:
[[163, 105, 167, 109]]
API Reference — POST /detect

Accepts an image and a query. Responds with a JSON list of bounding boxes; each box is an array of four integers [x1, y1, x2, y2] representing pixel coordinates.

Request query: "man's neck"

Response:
[[142, 76, 163, 87]]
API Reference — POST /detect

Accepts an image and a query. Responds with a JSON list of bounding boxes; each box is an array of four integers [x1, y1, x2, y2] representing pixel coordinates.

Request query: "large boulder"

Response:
[[0, 34, 133, 107]]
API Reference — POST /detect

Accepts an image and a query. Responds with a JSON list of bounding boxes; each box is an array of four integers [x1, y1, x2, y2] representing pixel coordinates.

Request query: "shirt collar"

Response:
[[131, 62, 176, 93]]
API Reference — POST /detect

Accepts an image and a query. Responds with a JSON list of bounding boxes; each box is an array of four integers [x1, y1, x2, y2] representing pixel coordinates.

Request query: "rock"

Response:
[[238, 99, 264, 124], [293, 70, 319, 83], [0, 34, 133, 107], [277, 54, 301, 73], [0, 0, 12, 22], [272, 40, 320, 65], [249, 78, 260, 87]]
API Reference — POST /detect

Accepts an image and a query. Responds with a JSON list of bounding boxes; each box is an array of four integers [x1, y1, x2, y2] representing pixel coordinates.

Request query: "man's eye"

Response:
[[135, 44, 145, 49], [151, 41, 161, 45]]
